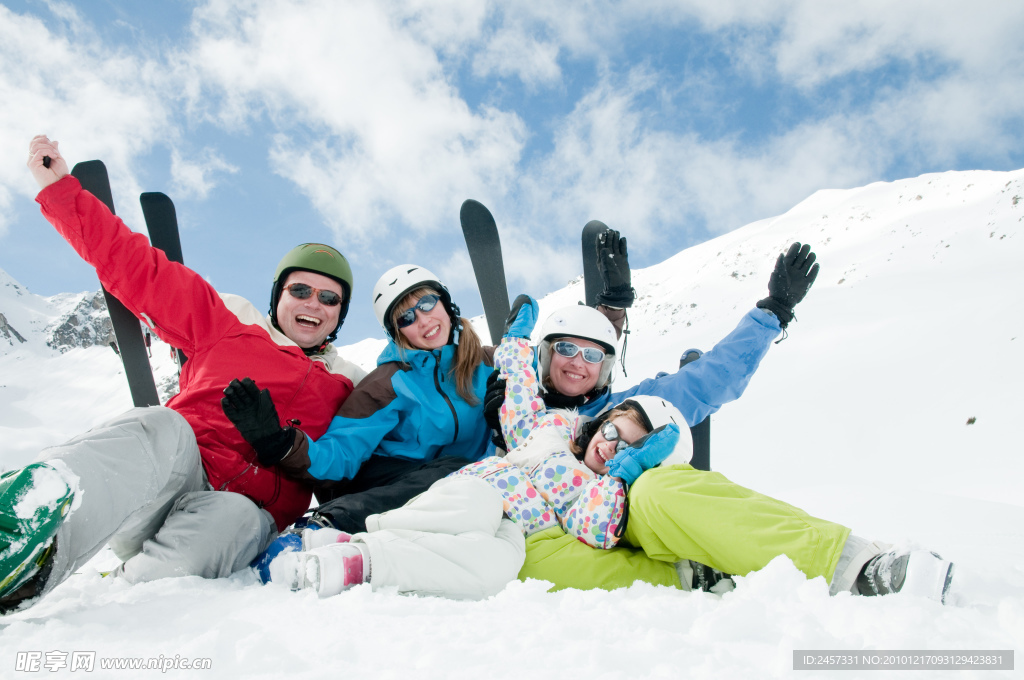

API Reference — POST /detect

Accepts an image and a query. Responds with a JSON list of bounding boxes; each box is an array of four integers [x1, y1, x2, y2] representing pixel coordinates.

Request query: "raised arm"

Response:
[[606, 242, 818, 426], [493, 294, 552, 448], [28, 136, 239, 356]]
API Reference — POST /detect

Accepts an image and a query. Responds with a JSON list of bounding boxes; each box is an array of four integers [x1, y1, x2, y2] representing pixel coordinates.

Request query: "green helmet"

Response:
[[269, 243, 354, 343]]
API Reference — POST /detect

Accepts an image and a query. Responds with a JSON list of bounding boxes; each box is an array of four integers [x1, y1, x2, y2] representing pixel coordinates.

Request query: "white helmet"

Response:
[[618, 395, 693, 465], [537, 305, 618, 394], [371, 264, 461, 342]]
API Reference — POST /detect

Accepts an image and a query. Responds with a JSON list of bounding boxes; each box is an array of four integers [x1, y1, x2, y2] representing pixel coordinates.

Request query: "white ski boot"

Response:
[[857, 549, 955, 604], [271, 542, 367, 598]]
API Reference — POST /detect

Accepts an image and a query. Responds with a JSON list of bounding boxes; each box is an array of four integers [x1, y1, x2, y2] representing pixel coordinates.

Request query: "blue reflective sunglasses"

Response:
[[553, 340, 605, 364], [395, 294, 441, 329]]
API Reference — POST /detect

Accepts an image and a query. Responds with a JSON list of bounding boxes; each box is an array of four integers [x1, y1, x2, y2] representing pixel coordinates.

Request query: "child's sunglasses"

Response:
[[599, 421, 631, 452]]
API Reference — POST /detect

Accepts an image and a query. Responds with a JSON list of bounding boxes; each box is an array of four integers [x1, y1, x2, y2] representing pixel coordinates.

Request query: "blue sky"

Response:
[[2, 0, 1022, 341]]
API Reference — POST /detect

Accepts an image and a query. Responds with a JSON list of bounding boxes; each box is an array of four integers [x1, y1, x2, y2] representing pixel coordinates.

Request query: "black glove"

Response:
[[483, 370, 506, 449], [221, 378, 295, 466], [595, 229, 635, 308], [756, 242, 819, 327]]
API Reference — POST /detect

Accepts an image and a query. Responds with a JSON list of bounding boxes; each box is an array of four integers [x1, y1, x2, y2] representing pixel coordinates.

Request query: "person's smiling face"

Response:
[[275, 271, 344, 349], [547, 337, 604, 396], [396, 291, 451, 350], [583, 416, 647, 475]]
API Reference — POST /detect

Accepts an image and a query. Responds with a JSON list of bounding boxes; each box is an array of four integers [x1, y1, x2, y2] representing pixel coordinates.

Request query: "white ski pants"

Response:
[[38, 407, 275, 595], [357, 476, 525, 600]]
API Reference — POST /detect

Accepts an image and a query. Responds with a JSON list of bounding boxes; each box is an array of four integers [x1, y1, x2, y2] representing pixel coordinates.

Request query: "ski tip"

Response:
[[460, 199, 495, 223], [140, 192, 177, 217], [70, 159, 108, 175]]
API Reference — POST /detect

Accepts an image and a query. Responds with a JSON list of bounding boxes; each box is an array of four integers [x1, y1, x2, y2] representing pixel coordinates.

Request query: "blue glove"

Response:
[[606, 424, 680, 486], [503, 294, 540, 339]]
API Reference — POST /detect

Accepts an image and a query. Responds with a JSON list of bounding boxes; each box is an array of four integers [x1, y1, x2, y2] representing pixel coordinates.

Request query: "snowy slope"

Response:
[[2, 168, 1023, 679]]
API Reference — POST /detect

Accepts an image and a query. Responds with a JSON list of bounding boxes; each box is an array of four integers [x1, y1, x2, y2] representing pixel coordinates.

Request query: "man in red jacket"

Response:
[[0, 136, 365, 614]]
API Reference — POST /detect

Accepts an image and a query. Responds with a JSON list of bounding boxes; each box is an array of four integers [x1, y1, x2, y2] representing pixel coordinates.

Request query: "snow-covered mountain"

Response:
[[1, 168, 1022, 679]]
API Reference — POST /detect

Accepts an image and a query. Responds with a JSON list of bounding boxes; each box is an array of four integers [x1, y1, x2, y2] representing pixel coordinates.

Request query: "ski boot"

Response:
[[272, 542, 367, 597], [251, 522, 352, 584], [691, 560, 734, 594], [857, 549, 955, 604], [1, 463, 75, 612]]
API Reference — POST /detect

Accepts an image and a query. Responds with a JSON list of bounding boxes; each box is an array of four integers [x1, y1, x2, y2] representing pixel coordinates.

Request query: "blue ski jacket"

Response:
[[579, 308, 782, 426], [285, 341, 495, 483]]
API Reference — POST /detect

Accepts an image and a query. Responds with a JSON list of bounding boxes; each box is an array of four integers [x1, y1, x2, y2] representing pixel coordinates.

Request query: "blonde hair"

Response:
[[569, 406, 648, 459], [391, 286, 484, 405]]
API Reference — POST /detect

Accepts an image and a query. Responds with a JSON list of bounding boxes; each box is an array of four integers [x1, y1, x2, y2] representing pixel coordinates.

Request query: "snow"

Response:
[[2, 168, 1023, 678], [13, 465, 69, 520]]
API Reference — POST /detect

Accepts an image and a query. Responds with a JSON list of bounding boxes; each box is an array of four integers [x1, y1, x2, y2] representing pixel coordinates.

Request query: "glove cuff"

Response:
[[596, 286, 635, 309], [253, 426, 296, 467], [756, 297, 794, 327], [607, 455, 643, 487]]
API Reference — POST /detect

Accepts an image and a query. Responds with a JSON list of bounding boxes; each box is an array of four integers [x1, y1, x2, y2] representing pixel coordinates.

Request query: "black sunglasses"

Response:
[[553, 340, 606, 364], [284, 283, 342, 306], [396, 294, 441, 329]]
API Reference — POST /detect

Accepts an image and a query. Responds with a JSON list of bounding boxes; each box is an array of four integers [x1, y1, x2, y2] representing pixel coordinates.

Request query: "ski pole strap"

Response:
[[619, 313, 629, 378]]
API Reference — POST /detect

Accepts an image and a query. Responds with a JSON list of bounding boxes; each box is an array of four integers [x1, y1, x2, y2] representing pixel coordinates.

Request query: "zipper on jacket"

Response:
[[433, 351, 459, 442]]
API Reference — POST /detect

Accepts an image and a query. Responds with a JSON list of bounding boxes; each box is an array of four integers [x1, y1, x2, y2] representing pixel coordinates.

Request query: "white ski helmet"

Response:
[[618, 395, 693, 466], [537, 305, 618, 394], [371, 264, 462, 342]]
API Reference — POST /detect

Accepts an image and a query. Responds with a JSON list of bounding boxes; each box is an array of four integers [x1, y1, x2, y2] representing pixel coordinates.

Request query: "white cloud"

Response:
[[4, 0, 1019, 299], [186, 0, 528, 245], [170, 148, 239, 200], [0, 4, 174, 231], [472, 23, 561, 87], [766, 1, 1024, 87], [513, 69, 884, 255]]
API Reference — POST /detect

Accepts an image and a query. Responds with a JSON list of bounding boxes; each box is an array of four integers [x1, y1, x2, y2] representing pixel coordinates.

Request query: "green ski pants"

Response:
[[519, 464, 851, 591]]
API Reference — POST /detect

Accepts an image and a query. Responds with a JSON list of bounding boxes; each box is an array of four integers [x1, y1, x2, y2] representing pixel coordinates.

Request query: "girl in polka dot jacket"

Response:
[[450, 295, 684, 548]]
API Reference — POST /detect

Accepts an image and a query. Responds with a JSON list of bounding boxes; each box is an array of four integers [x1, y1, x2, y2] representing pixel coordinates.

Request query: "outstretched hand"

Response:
[[595, 228, 634, 308], [503, 293, 539, 339], [27, 136, 69, 191], [756, 242, 819, 327], [222, 378, 294, 466]]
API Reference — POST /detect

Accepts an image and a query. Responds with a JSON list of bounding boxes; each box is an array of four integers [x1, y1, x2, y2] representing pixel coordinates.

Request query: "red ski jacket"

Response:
[[37, 176, 359, 530]]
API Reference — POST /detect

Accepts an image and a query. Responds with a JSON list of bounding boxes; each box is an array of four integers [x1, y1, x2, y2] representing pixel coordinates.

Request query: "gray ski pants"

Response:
[[37, 407, 275, 596]]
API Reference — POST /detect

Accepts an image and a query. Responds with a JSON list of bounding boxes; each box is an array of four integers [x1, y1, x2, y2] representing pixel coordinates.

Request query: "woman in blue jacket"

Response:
[[223, 264, 496, 533]]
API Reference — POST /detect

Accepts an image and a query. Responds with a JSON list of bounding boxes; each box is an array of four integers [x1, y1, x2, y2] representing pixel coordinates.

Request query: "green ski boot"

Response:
[[0, 463, 75, 607]]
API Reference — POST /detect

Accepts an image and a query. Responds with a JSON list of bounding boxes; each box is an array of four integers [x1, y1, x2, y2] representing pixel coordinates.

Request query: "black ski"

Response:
[[140, 192, 187, 368], [70, 161, 161, 408], [459, 199, 510, 345], [679, 350, 711, 471], [581, 220, 608, 307]]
